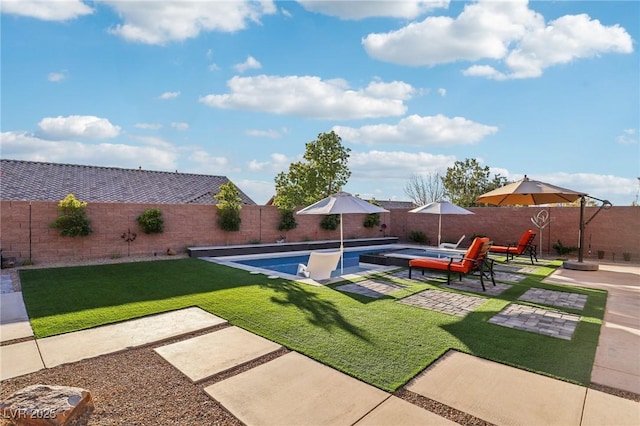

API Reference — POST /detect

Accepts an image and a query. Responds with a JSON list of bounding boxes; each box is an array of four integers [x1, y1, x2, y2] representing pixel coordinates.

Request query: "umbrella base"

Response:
[[562, 260, 599, 271]]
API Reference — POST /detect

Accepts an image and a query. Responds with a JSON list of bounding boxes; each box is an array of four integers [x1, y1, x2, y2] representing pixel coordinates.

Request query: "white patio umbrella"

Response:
[[297, 192, 389, 273], [409, 201, 474, 246]]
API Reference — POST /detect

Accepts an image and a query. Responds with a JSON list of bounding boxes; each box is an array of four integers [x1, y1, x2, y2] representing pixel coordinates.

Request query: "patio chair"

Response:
[[297, 250, 342, 281], [489, 229, 537, 265], [439, 234, 466, 250], [409, 237, 496, 291]]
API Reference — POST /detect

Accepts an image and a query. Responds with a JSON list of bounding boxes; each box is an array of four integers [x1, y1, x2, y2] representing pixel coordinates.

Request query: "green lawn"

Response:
[[19, 257, 606, 391]]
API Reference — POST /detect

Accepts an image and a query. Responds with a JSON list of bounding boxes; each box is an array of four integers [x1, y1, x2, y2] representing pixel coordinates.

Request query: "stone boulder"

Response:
[[1, 384, 93, 426]]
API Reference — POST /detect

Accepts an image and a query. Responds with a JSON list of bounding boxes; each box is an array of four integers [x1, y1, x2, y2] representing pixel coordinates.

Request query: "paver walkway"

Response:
[[399, 289, 487, 316], [543, 262, 640, 395], [335, 279, 405, 298], [519, 287, 588, 310], [488, 303, 581, 340]]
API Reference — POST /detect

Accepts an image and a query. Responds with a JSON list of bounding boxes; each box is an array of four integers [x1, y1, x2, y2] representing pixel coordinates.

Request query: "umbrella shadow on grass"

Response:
[[260, 280, 370, 342]]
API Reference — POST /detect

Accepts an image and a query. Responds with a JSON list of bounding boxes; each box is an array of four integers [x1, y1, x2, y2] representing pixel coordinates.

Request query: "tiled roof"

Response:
[[0, 159, 256, 205]]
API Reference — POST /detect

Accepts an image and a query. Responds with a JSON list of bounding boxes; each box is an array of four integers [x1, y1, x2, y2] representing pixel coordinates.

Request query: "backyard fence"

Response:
[[1, 201, 638, 265]]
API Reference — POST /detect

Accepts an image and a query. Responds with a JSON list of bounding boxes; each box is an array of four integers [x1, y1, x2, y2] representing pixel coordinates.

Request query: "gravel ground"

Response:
[[2, 256, 638, 425]]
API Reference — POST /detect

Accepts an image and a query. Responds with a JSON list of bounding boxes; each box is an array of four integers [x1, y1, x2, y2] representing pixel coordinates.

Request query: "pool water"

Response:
[[233, 249, 380, 276], [385, 248, 463, 259]]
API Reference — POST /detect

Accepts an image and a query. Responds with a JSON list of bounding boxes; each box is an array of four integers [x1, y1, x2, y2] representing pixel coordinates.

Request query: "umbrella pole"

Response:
[[340, 213, 344, 273], [438, 215, 442, 246]]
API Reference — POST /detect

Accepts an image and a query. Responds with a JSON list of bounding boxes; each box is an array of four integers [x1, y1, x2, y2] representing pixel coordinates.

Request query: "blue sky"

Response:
[[2, 0, 638, 206]]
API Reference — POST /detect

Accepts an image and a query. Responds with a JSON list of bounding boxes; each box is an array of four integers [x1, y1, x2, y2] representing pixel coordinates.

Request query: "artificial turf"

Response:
[[19, 257, 606, 392]]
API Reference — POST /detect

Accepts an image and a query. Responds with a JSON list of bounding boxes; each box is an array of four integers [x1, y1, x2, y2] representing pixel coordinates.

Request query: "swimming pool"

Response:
[[232, 248, 383, 276]]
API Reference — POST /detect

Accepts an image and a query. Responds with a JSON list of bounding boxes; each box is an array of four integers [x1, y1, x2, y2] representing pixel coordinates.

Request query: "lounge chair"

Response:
[[409, 237, 495, 291], [439, 234, 466, 250], [297, 250, 342, 281], [489, 229, 537, 265]]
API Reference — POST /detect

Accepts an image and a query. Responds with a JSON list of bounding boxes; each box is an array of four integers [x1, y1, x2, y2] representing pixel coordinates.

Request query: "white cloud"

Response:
[[1, 0, 93, 21], [234, 56, 262, 73], [617, 129, 638, 145], [171, 122, 189, 131], [246, 128, 287, 138], [186, 149, 238, 174], [0, 131, 177, 170], [297, 0, 449, 20], [437, 88, 446, 97], [47, 71, 68, 82], [363, 0, 633, 79], [529, 172, 637, 204], [103, 0, 277, 45], [334, 114, 498, 146], [158, 91, 180, 100], [199, 75, 414, 120], [37, 115, 121, 140], [231, 178, 275, 204], [247, 153, 294, 173], [348, 150, 456, 180], [135, 123, 163, 130]]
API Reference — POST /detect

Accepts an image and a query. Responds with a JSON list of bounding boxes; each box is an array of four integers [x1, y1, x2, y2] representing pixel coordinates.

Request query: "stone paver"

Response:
[[0, 321, 34, 343], [389, 268, 438, 282], [205, 351, 389, 426], [399, 290, 486, 317], [543, 263, 640, 394], [488, 303, 581, 340], [155, 326, 281, 382], [354, 396, 458, 426], [581, 388, 640, 426], [1, 275, 14, 293], [494, 262, 547, 274], [335, 279, 405, 298], [407, 350, 586, 426], [38, 307, 226, 367], [0, 290, 34, 343], [443, 280, 511, 296], [0, 292, 29, 324], [519, 287, 587, 310], [0, 340, 44, 381]]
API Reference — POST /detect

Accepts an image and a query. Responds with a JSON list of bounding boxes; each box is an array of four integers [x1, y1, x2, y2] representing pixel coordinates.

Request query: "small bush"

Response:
[[363, 213, 380, 228], [50, 194, 93, 237], [215, 182, 242, 232], [320, 214, 340, 231], [217, 207, 241, 232], [137, 208, 164, 234], [552, 240, 578, 256], [409, 230, 429, 244], [277, 209, 298, 231]]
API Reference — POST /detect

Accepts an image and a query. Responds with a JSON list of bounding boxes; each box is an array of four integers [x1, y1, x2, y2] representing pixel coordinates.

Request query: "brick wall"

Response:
[[1, 201, 638, 264]]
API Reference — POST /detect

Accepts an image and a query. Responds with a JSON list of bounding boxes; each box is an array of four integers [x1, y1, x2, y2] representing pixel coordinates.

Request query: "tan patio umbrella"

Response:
[[297, 192, 389, 273], [409, 201, 474, 246], [476, 176, 605, 269], [476, 176, 584, 206]]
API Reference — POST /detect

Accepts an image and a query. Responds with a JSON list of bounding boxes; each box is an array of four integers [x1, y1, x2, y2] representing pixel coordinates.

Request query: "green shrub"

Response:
[[409, 230, 429, 244], [137, 208, 164, 234], [277, 209, 298, 231], [552, 240, 578, 256], [215, 182, 242, 232], [50, 194, 93, 237], [363, 213, 380, 228], [217, 207, 241, 232], [320, 214, 340, 231]]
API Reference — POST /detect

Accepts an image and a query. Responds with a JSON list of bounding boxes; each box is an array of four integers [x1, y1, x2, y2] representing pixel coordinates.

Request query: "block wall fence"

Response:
[[1, 201, 638, 264]]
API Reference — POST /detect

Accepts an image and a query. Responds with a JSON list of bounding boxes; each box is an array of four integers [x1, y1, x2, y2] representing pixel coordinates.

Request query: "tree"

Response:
[[215, 182, 242, 232], [404, 172, 446, 206], [273, 131, 351, 210], [443, 158, 508, 207]]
